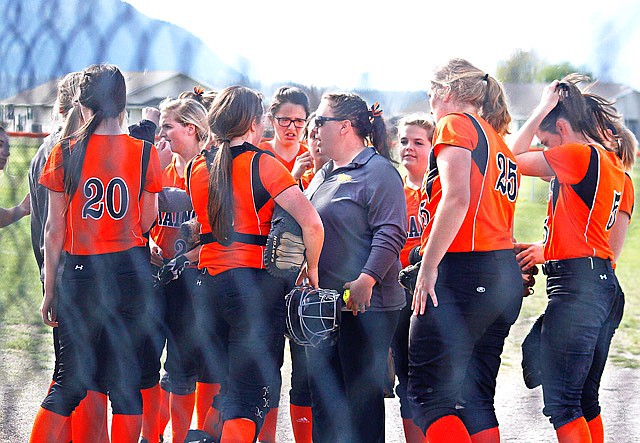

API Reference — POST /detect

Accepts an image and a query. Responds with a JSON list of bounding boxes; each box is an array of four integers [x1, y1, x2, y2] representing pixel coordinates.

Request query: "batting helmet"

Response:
[[285, 286, 342, 348]]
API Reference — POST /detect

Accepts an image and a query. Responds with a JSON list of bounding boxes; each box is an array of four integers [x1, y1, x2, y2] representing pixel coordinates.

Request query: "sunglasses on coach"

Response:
[[273, 116, 307, 129], [314, 116, 345, 128]]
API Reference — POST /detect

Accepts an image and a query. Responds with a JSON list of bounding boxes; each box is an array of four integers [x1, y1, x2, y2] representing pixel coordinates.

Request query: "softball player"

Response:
[[0, 127, 30, 227], [186, 86, 323, 442], [257, 86, 314, 443], [409, 59, 523, 442], [511, 75, 625, 442], [30, 64, 163, 443], [142, 97, 210, 443], [390, 113, 434, 443]]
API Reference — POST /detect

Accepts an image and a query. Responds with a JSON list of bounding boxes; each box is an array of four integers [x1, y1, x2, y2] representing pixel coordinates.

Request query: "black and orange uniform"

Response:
[[151, 157, 200, 397], [620, 172, 634, 221], [259, 140, 313, 441], [538, 143, 625, 430], [390, 177, 423, 424], [186, 142, 296, 432], [408, 113, 523, 436], [298, 168, 315, 190], [38, 134, 162, 417], [259, 140, 308, 173]]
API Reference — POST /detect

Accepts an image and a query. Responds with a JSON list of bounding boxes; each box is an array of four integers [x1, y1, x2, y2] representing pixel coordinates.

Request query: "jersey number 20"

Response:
[[82, 177, 130, 220]]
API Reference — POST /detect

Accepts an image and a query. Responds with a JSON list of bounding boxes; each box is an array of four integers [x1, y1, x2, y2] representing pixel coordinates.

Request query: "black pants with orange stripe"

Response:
[[407, 250, 522, 435], [41, 247, 153, 416]]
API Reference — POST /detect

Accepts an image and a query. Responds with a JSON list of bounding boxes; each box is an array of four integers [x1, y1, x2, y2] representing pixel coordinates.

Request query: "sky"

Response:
[[124, 0, 640, 92]]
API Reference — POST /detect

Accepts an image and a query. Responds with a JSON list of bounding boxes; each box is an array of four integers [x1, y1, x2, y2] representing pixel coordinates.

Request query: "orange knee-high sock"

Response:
[[470, 426, 500, 443], [290, 404, 312, 443], [141, 384, 161, 442], [72, 390, 109, 443], [587, 415, 604, 443], [221, 418, 257, 443], [111, 414, 142, 443], [41, 381, 72, 443], [426, 415, 471, 443], [196, 382, 221, 430], [170, 392, 196, 443], [158, 386, 170, 437], [203, 405, 223, 441], [29, 407, 70, 443], [257, 408, 277, 443], [556, 417, 592, 443], [402, 418, 425, 443]]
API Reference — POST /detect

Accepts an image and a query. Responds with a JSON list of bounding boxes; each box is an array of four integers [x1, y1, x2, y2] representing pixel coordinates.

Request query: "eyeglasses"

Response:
[[314, 116, 344, 128], [273, 116, 307, 129]]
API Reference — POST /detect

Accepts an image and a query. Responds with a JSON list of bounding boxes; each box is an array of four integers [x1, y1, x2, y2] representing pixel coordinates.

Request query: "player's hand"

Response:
[[155, 138, 173, 170], [291, 151, 313, 181], [343, 273, 375, 315], [40, 292, 58, 327], [150, 245, 164, 267], [514, 241, 544, 271], [412, 263, 438, 316], [142, 107, 160, 127], [297, 264, 319, 289]]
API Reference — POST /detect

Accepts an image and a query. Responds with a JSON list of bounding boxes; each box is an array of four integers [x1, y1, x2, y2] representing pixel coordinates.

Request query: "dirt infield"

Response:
[[1, 325, 639, 442]]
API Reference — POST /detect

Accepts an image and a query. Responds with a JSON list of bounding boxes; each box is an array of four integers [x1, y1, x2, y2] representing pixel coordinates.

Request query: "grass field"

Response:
[[0, 138, 639, 369]]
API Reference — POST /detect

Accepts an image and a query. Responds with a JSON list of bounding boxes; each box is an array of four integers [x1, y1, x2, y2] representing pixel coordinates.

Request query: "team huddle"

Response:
[[23, 58, 636, 443]]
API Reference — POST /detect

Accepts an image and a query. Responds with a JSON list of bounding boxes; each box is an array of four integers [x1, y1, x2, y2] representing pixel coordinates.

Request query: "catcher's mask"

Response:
[[285, 286, 342, 348]]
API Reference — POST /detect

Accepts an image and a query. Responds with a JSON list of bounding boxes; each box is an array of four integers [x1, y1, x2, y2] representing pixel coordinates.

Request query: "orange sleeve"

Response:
[[433, 113, 478, 157], [620, 173, 635, 218], [543, 144, 591, 184], [259, 154, 297, 197]]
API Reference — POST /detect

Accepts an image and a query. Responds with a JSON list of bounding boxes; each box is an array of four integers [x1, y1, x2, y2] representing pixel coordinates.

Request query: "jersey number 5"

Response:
[[82, 177, 130, 220]]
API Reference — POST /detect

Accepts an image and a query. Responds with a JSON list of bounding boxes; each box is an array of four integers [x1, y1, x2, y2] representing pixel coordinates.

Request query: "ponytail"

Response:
[[63, 110, 103, 200], [481, 76, 512, 136], [207, 142, 234, 241]]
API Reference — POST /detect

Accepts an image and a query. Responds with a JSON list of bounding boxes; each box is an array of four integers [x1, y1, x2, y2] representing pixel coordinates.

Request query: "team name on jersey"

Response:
[[157, 210, 196, 228], [407, 215, 422, 239]]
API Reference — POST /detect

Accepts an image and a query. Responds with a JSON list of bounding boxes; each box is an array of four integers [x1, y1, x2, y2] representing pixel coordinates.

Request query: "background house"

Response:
[[0, 71, 215, 133]]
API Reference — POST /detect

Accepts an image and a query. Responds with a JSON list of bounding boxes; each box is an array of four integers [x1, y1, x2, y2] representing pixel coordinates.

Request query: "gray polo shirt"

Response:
[[305, 147, 407, 311]]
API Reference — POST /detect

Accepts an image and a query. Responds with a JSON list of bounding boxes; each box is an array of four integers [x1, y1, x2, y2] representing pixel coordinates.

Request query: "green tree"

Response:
[[536, 63, 594, 82], [496, 49, 540, 83]]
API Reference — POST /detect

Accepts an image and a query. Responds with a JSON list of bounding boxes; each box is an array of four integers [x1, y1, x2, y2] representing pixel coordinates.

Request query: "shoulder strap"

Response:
[[139, 140, 152, 200], [463, 113, 489, 175], [197, 143, 274, 247], [61, 138, 71, 184]]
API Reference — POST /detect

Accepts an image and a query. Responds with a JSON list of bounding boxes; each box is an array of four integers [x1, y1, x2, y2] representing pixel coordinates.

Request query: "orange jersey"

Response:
[[620, 172, 634, 219], [187, 144, 296, 276], [299, 168, 315, 190], [39, 134, 162, 255], [259, 140, 308, 172], [542, 143, 625, 261], [149, 155, 196, 258], [400, 178, 422, 267], [420, 113, 519, 253]]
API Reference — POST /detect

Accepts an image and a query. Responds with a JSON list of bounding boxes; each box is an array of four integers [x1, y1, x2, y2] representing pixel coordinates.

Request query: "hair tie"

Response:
[[368, 102, 383, 119], [221, 138, 231, 144], [193, 85, 204, 97], [483, 73, 489, 82]]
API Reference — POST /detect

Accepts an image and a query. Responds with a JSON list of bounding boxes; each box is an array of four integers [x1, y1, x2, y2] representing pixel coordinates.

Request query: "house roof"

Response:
[[0, 71, 213, 106]]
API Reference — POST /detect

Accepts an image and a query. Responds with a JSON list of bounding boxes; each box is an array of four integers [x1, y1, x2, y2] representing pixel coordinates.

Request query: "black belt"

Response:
[[542, 257, 612, 276], [200, 231, 268, 247]]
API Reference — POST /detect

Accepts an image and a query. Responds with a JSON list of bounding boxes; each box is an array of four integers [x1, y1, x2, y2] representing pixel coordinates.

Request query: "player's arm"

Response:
[[609, 211, 631, 264], [140, 190, 159, 234], [41, 191, 65, 327], [0, 193, 30, 228], [413, 146, 470, 315]]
